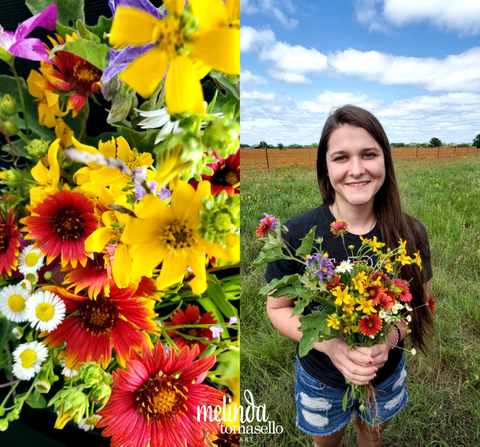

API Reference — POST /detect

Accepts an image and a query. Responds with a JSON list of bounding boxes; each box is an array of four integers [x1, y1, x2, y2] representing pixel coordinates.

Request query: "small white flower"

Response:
[[12, 341, 49, 380], [411, 348, 416, 356], [334, 260, 354, 274], [379, 310, 386, 319], [0, 284, 31, 323], [25, 290, 66, 332], [136, 107, 183, 144], [35, 379, 51, 394], [18, 279, 32, 294], [406, 315, 412, 322], [12, 326, 24, 339], [78, 414, 101, 431], [60, 358, 78, 378], [369, 335, 375, 339], [18, 245, 45, 275]]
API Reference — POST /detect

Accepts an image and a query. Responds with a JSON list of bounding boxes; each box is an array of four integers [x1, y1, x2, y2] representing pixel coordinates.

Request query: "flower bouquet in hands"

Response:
[[254, 216, 430, 418]]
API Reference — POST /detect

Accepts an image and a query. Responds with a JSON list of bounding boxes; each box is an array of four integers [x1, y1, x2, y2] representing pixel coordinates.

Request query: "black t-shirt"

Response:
[[265, 204, 433, 389]]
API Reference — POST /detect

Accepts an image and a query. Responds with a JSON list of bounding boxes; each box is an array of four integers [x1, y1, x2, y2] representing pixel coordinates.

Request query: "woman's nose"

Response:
[[348, 157, 365, 177]]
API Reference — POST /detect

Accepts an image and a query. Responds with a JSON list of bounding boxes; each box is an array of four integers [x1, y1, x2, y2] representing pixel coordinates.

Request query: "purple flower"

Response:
[[108, 0, 164, 19], [314, 257, 334, 281], [0, 5, 57, 63], [305, 253, 322, 268], [209, 324, 223, 338], [159, 185, 171, 201], [228, 317, 238, 325]]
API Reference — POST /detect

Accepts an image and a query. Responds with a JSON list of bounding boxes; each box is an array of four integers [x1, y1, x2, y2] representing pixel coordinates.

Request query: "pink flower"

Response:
[[330, 220, 349, 236]]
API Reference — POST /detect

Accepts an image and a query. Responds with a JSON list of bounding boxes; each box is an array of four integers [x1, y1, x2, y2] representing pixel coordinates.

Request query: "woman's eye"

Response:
[[334, 156, 347, 161], [363, 153, 375, 159]]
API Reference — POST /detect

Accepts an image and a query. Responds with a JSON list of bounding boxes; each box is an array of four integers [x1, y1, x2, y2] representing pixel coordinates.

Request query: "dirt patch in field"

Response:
[[241, 147, 480, 170]]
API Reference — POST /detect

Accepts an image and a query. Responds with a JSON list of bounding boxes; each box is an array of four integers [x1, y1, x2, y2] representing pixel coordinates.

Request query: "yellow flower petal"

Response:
[[165, 55, 205, 114], [193, 59, 211, 79], [122, 216, 161, 245], [202, 240, 239, 263], [112, 243, 132, 288], [131, 243, 167, 279], [115, 136, 133, 161], [121, 47, 169, 99], [226, 0, 240, 25], [84, 227, 113, 253], [31, 159, 51, 185], [27, 69, 46, 99], [155, 251, 187, 291], [163, 0, 184, 15], [170, 181, 202, 225], [189, 28, 240, 74], [98, 137, 116, 159], [90, 167, 125, 188], [109, 7, 162, 48], [133, 194, 173, 221], [189, 0, 228, 29], [187, 249, 207, 294]]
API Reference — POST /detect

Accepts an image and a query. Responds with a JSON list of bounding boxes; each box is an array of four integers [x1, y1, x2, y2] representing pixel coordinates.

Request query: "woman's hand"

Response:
[[317, 338, 379, 386]]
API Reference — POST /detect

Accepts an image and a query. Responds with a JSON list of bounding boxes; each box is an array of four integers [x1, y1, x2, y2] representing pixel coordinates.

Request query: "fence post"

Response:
[[438, 146, 440, 157], [265, 147, 270, 170], [416, 147, 419, 158]]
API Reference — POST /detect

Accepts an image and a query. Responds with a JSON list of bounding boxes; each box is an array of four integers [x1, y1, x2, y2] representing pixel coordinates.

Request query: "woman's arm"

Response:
[[266, 292, 378, 385]]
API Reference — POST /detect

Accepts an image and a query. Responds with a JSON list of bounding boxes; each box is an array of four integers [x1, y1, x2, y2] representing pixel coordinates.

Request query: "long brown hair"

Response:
[[316, 105, 433, 352]]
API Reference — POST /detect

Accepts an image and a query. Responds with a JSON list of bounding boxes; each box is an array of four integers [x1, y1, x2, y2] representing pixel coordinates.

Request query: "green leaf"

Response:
[[298, 311, 338, 357], [296, 226, 317, 257], [209, 70, 240, 100], [85, 131, 119, 147], [26, 0, 85, 27], [207, 277, 238, 318], [25, 390, 47, 409], [52, 39, 110, 70], [76, 20, 100, 44], [115, 122, 158, 154], [252, 248, 285, 266], [56, 23, 79, 39], [196, 297, 228, 339], [258, 274, 301, 296], [342, 389, 349, 411], [84, 16, 113, 41]]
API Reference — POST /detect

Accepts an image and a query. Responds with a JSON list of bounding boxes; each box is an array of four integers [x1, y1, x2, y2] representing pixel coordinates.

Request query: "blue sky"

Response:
[[240, 0, 480, 145]]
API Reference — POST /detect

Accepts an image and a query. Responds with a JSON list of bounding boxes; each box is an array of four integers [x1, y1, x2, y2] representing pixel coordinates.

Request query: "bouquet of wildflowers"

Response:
[[254, 215, 435, 416], [0, 1, 240, 446]]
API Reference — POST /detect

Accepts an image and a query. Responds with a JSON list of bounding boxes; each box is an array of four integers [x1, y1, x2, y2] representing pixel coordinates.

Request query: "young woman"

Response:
[[265, 105, 434, 447]]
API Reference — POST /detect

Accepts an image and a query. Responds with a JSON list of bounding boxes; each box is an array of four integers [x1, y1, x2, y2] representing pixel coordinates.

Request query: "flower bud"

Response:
[[0, 418, 8, 431], [25, 138, 50, 159], [0, 168, 22, 186], [12, 326, 24, 339], [1, 118, 19, 136], [6, 408, 20, 421], [202, 119, 239, 159], [0, 94, 18, 116]]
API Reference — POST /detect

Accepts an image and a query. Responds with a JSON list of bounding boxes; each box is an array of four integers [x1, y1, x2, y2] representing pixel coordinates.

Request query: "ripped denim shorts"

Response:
[[294, 355, 409, 437]]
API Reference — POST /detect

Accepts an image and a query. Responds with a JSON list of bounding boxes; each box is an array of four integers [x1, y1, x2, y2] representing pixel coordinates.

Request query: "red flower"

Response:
[[395, 279, 413, 302], [97, 343, 225, 447], [365, 284, 383, 305], [42, 283, 159, 368], [165, 304, 217, 356], [0, 209, 20, 278], [62, 252, 111, 298], [22, 186, 97, 268], [330, 220, 348, 236], [191, 151, 239, 196], [326, 275, 344, 291], [358, 315, 382, 337], [255, 213, 278, 237], [377, 293, 394, 310], [428, 296, 436, 313]]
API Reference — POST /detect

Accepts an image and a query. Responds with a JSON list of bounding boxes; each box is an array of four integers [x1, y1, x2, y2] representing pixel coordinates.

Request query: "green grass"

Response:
[[240, 156, 480, 446]]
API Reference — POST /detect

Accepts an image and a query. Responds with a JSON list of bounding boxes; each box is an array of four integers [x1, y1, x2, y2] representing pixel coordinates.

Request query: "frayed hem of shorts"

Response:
[[295, 413, 352, 437], [356, 394, 409, 427]]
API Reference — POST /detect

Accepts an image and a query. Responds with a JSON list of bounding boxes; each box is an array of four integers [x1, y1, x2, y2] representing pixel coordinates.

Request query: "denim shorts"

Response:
[[294, 355, 409, 437]]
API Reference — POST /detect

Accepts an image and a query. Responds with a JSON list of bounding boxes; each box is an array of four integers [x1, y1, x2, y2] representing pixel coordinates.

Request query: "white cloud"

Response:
[[329, 47, 480, 92], [241, 90, 480, 145], [241, 70, 268, 85], [240, 90, 277, 101], [356, 0, 480, 35], [268, 70, 311, 84], [240, 26, 276, 53], [297, 91, 382, 114], [240, 0, 298, 28]]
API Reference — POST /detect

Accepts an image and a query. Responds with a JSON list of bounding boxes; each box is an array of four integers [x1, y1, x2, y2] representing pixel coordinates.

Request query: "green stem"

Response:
[[0, 382, 19, 409], [16, 380, 36, 413], [163, 323, 237, 330], [16, 129, 31, 145], [78, 100, 90, 143], [9, 61, 29, 135]]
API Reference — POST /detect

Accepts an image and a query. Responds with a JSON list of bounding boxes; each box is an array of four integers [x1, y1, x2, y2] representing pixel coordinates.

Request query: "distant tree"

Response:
[[311, 143, 317, 148], [430, 138, 442, 147], [473, 134, 480, 148], [277, 143, 284, 149], [391, 143, 405, 148], [259, 141, 267, 149], [267, 144, 274, 148]]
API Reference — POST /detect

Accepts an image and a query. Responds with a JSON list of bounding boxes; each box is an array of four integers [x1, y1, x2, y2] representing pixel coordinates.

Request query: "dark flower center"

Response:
[[91, 252, 105, 270], [78, 295, 118, 336], [186, 327, 203, 338], [136, 376, 188, 424], [69, 61, 101, 95], [212, 166, 239, 187], [0, 221, 10, 253], [160, 220, 195, 250], [51, 206, 86, 241]]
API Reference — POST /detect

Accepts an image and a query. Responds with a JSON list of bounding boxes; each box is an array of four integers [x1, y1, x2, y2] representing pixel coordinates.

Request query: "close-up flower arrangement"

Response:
[[0, 1, 240, 446], [254, 216, 435, 418]]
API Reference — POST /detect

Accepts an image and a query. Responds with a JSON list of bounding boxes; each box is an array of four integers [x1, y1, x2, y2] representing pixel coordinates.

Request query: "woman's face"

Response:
[[325, 124, 385, 210]]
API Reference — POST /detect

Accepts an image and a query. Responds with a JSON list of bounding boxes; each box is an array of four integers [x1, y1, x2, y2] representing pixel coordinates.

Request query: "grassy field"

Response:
[[240, 155, 480, 446]]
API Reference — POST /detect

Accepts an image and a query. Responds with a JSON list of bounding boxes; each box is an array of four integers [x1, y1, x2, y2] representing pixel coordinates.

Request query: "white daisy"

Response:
[[78, 414, 101, 431], [60, 357, 78, 378], [406, 315, 412, 322], [136, 107, 183, 144], [411, 348, 416, 356], [379, 310, 386, 319], [12, 326, 24, 339], [18, 245, 45, 275], [0, 284, 31, 323], [12, 341, 49, 380], [25, 290, 66, 332], [334, 260, 354, 274], [18, 278, 32, 294]]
